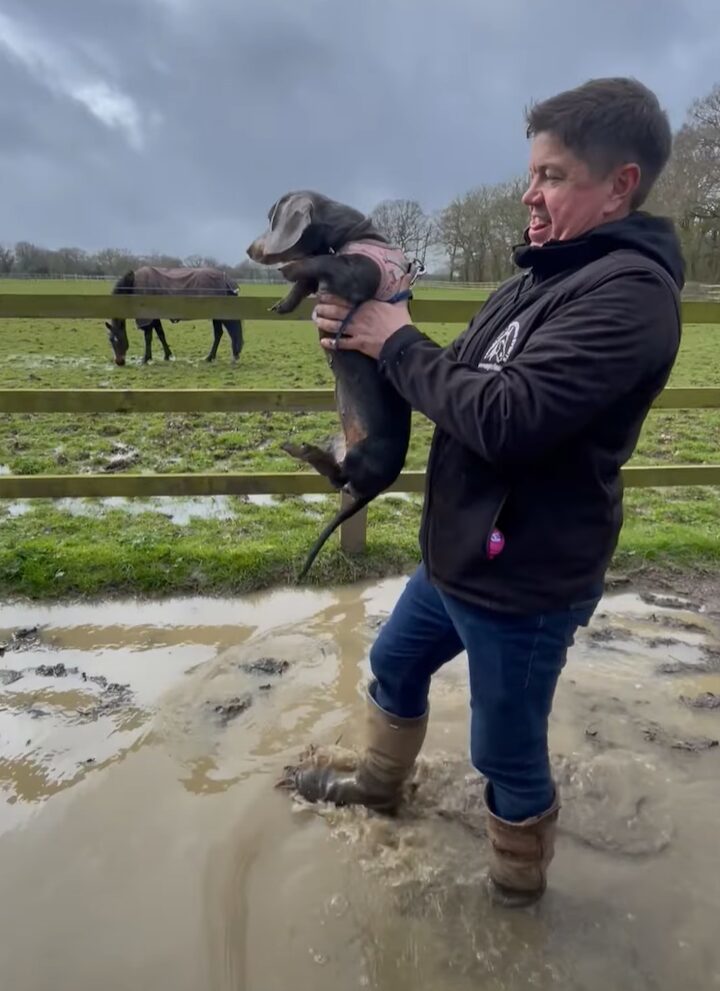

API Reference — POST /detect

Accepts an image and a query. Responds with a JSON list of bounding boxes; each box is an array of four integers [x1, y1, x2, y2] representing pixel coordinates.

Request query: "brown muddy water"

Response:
[[0, 576, 719, 991]]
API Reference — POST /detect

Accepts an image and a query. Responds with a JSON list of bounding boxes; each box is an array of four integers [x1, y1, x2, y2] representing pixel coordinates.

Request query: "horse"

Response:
[[104, 266, 244, 365]]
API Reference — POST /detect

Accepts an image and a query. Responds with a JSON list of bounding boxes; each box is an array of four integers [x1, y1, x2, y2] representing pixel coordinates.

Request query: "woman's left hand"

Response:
[[312, 292, 412, 360]]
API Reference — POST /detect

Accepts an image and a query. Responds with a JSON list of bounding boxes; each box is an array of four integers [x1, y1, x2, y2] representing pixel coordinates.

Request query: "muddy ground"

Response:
[[0, 573, 719, 990]]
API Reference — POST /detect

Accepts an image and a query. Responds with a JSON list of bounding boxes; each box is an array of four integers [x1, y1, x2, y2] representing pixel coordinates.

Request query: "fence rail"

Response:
[[3, 293, 720, 324], [4, 273, 720, 297], [1, 291, 719, 556], [2, 464, 720, 504], [1, 387, 719, 415]]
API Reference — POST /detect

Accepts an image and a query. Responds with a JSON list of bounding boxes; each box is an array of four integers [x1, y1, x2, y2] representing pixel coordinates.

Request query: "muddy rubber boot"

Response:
[[279, 687, 427, 814], [484, 783, 560, 908]]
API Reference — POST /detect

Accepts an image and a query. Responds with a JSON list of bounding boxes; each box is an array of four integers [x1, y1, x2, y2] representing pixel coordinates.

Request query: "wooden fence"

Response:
[[4, 274, 720, 299], [1, 291, 719, 554]]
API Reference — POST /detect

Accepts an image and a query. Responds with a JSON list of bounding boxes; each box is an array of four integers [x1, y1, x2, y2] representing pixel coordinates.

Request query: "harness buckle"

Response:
[[408, 258, 426, 286]]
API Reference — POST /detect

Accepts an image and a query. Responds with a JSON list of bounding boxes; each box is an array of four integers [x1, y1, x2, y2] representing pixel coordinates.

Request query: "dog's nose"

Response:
[[247, 240, 259, 260]]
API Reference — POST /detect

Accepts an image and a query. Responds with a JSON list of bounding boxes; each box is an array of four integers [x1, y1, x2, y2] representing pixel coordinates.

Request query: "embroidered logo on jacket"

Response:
[[482, 321, 520, 366]]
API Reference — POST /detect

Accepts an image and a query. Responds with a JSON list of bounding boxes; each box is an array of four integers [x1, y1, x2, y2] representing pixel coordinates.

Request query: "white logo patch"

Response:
[[482, 321, 520, 366]]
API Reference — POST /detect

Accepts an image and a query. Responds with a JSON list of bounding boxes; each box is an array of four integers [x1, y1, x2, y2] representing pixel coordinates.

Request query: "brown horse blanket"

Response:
[[132, 266, 237, 296], [128, 266, 238, 329]]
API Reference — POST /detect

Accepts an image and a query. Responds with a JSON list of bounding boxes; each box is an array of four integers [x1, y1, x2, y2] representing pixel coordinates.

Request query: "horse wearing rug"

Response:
[[104, 266, 244, 366]]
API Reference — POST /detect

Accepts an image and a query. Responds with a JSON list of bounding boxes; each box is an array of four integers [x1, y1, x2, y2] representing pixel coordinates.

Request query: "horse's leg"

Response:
[[225, 320, 243, 363], [206, 321, 223, 362], [154, 320, 173, 360], [142, 325, 153, 364]]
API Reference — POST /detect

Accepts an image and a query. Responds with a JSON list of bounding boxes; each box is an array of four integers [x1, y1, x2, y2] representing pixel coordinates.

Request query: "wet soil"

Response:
[[0, 576, 718, 990]]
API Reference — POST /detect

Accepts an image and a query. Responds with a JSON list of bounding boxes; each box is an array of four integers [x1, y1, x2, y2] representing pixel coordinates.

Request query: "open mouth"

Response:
[[530, 216, 551, 233], [528, 217, 552, 243]]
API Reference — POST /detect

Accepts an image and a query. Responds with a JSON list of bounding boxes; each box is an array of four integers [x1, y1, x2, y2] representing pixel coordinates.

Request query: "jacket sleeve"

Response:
[[378, 269, 680, 467], [440, 327, 469, 360]]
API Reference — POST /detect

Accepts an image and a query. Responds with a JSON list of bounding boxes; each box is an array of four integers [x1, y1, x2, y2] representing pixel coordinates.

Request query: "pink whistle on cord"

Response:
[[487, 529, 505, 559]]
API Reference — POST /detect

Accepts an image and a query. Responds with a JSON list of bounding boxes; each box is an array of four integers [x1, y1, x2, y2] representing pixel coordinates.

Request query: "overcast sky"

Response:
[[1, 0, 719, 263]]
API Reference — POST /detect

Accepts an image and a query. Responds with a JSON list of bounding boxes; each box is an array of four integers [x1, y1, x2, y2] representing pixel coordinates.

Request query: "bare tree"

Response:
[[184, 254, 220, 269], [648, 83, 720, 282], [371, 199, 435, 263], [14, 241, 53, 275], [485, 178, 528, 280], [140, 252, 184, 269], [93, 248, 139, 275], [436, 197, 464, 280], [684, 86, 720, 222], [0, 245, 14, 273], [48, 247, 89, 276], [436, 179, 527, 283]]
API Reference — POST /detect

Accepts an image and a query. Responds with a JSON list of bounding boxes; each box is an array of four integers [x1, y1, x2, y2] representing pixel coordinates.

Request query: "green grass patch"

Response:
[[0, 279, 718, 599]]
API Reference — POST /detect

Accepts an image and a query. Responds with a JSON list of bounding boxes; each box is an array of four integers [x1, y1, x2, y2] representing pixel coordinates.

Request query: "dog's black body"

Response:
[[247, 191, 416, 579]]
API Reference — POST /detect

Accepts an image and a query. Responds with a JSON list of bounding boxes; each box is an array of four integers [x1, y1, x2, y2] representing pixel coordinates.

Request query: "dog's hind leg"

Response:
[[281, 438, 347, 490]]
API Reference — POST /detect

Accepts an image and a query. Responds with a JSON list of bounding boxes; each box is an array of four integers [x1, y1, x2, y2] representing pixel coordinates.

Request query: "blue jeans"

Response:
[[369, 565, 599, 822]]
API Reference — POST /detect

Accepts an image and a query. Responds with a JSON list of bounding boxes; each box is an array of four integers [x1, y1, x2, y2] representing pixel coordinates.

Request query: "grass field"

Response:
[[0, 278, 718, 600]]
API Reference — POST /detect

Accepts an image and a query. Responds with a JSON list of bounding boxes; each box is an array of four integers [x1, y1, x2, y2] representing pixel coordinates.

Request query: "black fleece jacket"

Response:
[[377, 212, 685, 613]]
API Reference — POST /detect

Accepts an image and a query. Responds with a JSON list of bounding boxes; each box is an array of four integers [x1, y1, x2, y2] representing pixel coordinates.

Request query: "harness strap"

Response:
[[331, 260, 423, 344]]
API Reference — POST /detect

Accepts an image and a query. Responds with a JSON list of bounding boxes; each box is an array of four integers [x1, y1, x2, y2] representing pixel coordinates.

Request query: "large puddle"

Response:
[[0, 576, 719, 990]]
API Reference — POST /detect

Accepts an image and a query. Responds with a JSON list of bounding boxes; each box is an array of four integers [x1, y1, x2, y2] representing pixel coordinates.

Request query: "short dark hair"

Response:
[[525, 77, 672, 208]]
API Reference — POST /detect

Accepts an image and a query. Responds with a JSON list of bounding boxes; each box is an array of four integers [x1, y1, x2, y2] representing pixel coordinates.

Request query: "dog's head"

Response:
[[246, 190, 377, 265]]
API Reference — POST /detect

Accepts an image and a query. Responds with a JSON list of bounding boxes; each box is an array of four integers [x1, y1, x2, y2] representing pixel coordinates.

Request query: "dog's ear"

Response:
[[261, 193, 314, 257]]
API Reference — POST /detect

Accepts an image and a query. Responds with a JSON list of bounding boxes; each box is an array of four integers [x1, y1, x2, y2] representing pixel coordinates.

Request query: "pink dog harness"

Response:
[[337, 240, 414, 301]]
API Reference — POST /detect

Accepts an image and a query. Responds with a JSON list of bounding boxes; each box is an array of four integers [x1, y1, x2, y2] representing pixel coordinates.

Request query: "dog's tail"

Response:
[[297, 493, 373, 581]]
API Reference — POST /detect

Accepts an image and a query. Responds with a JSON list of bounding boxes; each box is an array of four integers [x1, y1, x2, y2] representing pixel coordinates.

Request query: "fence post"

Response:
[[339, 490, 368, 554]]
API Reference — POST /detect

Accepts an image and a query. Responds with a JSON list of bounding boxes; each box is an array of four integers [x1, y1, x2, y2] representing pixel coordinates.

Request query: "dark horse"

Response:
[[104, 266, 244, 366]]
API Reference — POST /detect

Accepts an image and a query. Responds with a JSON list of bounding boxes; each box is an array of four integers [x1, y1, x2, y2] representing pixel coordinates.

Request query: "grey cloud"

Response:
[[1, 0, 719, 262]]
